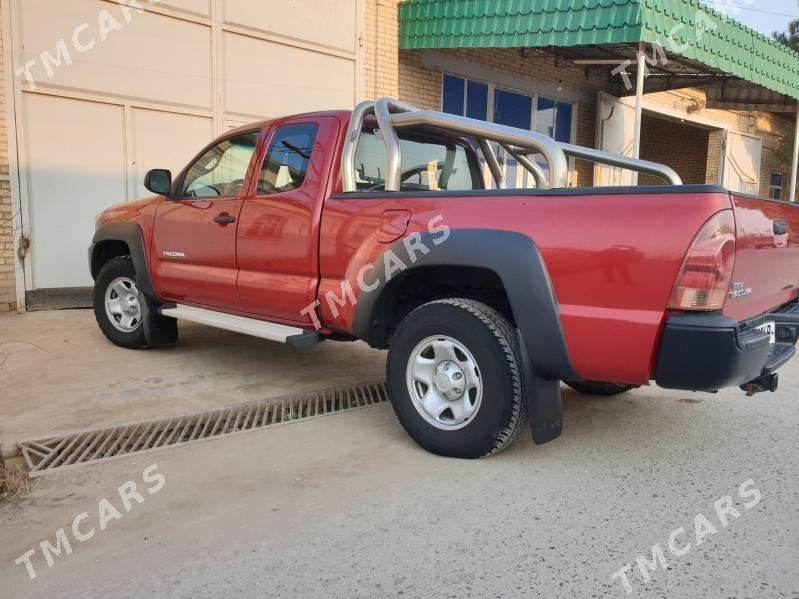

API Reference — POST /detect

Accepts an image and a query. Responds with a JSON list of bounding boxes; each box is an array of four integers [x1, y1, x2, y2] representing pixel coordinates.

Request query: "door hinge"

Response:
[[17, 236, 30, 260]]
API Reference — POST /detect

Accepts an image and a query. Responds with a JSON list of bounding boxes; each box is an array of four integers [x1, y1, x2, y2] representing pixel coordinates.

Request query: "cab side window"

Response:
[[257, 124, 319, 195], [180, 131, 261, 199]]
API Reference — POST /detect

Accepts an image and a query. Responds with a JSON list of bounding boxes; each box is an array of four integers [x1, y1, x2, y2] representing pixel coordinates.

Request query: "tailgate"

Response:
[[724, 194, 799, 321]]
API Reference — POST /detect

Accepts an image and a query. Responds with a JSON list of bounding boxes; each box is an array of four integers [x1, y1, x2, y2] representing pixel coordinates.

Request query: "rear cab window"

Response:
[[258, 123, 319, 195], [353, 128, 483, 192]]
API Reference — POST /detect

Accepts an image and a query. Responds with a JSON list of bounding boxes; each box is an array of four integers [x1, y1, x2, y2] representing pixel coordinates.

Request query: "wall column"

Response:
[[790, 103, 799, 202], [631, 41, 646, 186]]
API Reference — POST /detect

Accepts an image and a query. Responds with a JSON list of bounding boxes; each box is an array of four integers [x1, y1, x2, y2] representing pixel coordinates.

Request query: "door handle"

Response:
[[214, 215, 236, 225]]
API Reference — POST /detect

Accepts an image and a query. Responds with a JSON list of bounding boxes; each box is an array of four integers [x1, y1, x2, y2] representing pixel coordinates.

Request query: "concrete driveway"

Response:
[[0, 309, 386, 448], [1, 309, 798, 597]]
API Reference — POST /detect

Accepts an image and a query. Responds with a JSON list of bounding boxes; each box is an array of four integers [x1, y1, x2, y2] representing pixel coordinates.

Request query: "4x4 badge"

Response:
[[729, 281, 752, 299]]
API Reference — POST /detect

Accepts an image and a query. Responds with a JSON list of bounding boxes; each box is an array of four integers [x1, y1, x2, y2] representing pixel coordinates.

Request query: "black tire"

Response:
[[386, 298, 527, 459], [564, 381, 639, 396], [93, 257, 148, 349]]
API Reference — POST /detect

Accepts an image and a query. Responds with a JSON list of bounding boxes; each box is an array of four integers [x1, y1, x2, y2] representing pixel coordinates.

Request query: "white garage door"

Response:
[[8, 0, 360, 290]]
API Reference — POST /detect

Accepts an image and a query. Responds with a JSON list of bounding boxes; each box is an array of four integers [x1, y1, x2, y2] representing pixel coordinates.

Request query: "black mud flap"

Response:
[[517, 329, 563, 444], [142, 298, 178, 347]]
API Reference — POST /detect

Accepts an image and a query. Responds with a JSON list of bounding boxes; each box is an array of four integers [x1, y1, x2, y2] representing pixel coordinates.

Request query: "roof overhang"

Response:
[[399, 0, 799, 110]]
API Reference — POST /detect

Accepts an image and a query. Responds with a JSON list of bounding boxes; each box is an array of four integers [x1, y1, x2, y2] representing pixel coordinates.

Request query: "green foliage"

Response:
[[773, 19, 799, 53]]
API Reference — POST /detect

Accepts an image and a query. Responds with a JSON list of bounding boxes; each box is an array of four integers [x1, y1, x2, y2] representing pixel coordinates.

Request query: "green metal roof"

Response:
[[399, 0, 799, 100]]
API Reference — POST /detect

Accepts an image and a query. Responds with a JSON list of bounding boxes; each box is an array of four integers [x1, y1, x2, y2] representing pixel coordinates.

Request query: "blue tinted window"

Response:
[[771, 172, 783, 187], [443, 74, 465, 116], [494, 89, 532, 129], [555, 102, 572, 143], [466, 80, 488, 121], [536, 97, 555, 138]]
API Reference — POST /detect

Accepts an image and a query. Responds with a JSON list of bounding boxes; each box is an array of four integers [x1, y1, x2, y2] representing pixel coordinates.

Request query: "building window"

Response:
[[441, 74, 574, 187], [442, 74, 573, 140], [770, 172, 784, 200]]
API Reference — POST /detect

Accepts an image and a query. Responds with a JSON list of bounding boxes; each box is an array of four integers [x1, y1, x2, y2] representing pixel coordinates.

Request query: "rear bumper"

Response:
[[655, 300, 799, 392]]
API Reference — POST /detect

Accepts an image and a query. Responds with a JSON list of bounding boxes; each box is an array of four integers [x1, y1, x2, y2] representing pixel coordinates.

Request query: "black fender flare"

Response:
[[353, 229, 576, 445], [90, 222, 176, 347], [91, 222, 158, 300], [353, 229, 577, 381]]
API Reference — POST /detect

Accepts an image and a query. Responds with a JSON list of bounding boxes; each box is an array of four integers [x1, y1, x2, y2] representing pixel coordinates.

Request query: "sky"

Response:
[[699, 0, 799, 37]]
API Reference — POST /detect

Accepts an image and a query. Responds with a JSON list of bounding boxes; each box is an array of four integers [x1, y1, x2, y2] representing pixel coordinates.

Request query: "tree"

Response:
[[773, 19, 799, 52], [773, 20, 798, 166]]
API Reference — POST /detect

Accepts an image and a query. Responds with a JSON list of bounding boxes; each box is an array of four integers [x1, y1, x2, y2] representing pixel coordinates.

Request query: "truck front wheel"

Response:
[[93, 257, 149, 349], [386, 299, 527, 459]]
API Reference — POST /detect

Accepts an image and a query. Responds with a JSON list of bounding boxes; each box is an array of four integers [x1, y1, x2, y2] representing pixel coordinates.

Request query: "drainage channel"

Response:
[[20, 381, 388, 477]]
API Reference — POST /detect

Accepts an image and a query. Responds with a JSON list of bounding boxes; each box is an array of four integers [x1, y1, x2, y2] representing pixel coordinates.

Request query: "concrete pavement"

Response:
[[1, 310, 798, 597], [0, 309, 386, 447]]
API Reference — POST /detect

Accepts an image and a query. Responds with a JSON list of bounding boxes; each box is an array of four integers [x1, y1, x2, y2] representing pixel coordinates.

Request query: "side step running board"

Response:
[[159, 304, 319, 347]]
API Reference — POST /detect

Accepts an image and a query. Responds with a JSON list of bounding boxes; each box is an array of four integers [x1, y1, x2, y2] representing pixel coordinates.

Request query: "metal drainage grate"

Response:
[[20, 381, 388, 476]]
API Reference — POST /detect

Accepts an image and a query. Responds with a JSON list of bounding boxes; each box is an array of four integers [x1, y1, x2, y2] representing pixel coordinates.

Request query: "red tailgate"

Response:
[[724, 194, 799, 321]]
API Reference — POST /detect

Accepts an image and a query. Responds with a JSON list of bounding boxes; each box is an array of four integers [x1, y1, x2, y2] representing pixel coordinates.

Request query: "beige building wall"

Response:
[[1, 0, 361, 309]]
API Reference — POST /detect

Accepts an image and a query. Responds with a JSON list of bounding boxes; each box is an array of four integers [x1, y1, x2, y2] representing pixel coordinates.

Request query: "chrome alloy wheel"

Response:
[[104, 276, 142, 332], [405, 335, 483, 430]]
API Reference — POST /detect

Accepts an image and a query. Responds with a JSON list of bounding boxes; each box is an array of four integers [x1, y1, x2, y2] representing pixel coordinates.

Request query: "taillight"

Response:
[[668, 210, 736, 311]]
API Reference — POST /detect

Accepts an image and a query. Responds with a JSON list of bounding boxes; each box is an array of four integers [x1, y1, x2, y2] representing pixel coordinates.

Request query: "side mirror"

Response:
[[144, 169, 173, 198]]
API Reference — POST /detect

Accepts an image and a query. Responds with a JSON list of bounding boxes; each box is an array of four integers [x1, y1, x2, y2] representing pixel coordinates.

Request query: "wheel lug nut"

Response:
[[453, 372, 463, 380]]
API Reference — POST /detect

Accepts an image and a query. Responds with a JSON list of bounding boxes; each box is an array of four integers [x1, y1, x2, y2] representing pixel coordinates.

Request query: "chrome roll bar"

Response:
[[502, 144, 548, 189], [341, 97, 682, 193], [558, 143, 682, 186], [479, 139, 506, 189]]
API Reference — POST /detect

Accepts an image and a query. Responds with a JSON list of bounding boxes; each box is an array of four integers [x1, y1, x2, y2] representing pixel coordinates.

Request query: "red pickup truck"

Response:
[[90, 97, 799, 458]]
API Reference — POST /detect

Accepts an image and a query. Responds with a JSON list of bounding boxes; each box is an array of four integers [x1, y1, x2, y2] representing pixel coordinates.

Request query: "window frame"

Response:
[[440, 73, 577, 144], [254, 121, 321, 197], [175, 128, 265, 201], [440, 72, 579, 187], [769, 171, 784, 200]]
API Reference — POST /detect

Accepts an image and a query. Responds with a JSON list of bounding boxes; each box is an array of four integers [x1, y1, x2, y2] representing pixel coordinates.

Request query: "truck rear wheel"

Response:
[[564, 381, 639, 396], [386, 298, 527, 459]]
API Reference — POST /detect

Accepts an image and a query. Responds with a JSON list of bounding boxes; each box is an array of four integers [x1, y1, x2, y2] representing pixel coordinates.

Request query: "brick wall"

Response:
[[642, 88, 791, 197], [363, 0, 400, 100], [0, 10, 15, 313], [639, 114, 709, 186], [706, 129, 723, 185]]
